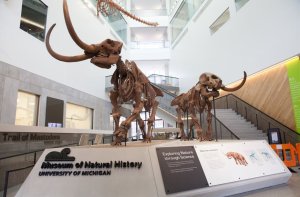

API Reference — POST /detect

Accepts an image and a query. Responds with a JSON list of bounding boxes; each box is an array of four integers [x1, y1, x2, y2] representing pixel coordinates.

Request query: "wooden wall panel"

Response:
[[220, 64, 296, 130]]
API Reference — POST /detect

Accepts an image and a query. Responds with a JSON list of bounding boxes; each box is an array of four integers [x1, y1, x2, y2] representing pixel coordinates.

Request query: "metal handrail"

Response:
[[3, 165, 34, 197]]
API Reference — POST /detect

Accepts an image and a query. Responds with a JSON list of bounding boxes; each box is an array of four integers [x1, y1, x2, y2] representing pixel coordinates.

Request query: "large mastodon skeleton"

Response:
[[45, 0, 163, 145], [171, 72, 247, 141]]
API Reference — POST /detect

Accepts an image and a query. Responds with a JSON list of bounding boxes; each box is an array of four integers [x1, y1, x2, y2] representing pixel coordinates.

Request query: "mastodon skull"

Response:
[[197, 72, 247, 92], [199, 73, 223, 90], [45, 0, 123, 69]]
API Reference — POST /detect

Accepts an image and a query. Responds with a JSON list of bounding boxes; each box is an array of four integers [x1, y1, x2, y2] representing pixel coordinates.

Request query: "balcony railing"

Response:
[[148, 74, 179, 87], [130, 41, 170, 49], [105, 74, 179, 92], [131, 9, 168, 17]]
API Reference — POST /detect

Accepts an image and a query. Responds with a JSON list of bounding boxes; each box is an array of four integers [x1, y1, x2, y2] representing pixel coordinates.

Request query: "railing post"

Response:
[[235, 100, 238, 113], [226, 95, 228, 109], [199, 112, 202, 128], [256, 114, 258, 128], [34, 152, 37, 164], [282, 131, 287, 144], [3, 171, 10, 197], [186, 111, 189, 137], [220, 123, 223, 139], [213, 97, 218, 141]]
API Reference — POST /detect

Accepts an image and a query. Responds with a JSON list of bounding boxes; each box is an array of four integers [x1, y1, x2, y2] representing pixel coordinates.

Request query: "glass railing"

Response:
[[105, 74, 179, 91], [131, 9, 168, 17], [130, 41, 170, 49], [170, 0, 206, 43], [104, 12, 128, 44], [87, 0, 128, 44], [148, 74, 179, 87]]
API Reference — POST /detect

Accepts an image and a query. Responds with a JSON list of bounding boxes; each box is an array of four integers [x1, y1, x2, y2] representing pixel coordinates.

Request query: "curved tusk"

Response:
[[63, 0, 98, 53], [46, 24, 93, 62], [221, 71, 247, 92]]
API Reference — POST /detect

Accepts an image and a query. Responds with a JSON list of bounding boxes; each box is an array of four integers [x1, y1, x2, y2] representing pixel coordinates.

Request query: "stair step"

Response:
[[213, 109, 266, 140]]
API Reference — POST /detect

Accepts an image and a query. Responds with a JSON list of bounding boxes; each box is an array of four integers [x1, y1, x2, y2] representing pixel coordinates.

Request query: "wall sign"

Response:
[[156, 146, 208, 194], [286, 56, 300, 133]]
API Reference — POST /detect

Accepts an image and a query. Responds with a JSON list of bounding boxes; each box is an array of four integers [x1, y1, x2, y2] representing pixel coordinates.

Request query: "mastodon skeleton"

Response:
[[45, 0, 163, 145], [171, 72, 247, 141], [96, 0, 158, 26]]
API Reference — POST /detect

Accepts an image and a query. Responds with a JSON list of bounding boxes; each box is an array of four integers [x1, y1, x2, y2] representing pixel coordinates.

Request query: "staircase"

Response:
[[214, 109, 268, 141]]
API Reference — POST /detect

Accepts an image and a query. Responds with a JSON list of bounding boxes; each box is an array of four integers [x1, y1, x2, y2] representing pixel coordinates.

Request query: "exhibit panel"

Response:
[[16, 140, 291, 197], [150, 141, 291, 197], [194, 141, 286, 186]]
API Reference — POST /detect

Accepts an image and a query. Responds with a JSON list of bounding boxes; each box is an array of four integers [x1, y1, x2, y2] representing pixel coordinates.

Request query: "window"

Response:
[[170, 0, 205, 42], [45, 97, 64, 127], [66, 103, 93, 129], [210, 8, 230, 35], [170, 1, 191, 42], [20, 0, 48, 41], [235, 0, 250, 11], [15, 91, 39, 126]]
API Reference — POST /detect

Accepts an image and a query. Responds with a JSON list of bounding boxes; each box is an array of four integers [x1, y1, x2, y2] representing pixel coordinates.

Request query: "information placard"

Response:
[[194, 141, 286, 186], [156, 146, 208, 194]]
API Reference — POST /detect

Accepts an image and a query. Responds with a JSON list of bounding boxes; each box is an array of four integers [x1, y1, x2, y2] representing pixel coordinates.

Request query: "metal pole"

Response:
[[125, 133, 127, 147], [199, 111, 202, 128], [220, 123, 223, 139], [136, 120, 138, 140], [186, 111, 189, 138], [213, 97, 218, 141]]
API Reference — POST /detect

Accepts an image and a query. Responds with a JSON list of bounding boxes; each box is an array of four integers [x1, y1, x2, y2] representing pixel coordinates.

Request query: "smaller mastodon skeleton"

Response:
[[171, 72, 247, 141]]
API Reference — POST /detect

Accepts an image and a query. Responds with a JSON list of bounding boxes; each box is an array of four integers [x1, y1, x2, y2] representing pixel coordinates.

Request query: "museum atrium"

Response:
[[0, 0, 300, 196]]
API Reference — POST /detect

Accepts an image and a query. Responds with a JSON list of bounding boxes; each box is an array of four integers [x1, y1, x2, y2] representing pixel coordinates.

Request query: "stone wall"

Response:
[[0, 60, 111, 130]]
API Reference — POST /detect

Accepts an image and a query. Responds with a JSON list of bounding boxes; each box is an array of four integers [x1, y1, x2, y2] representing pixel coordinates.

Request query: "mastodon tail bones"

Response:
[[97, 0, 159, 26]]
